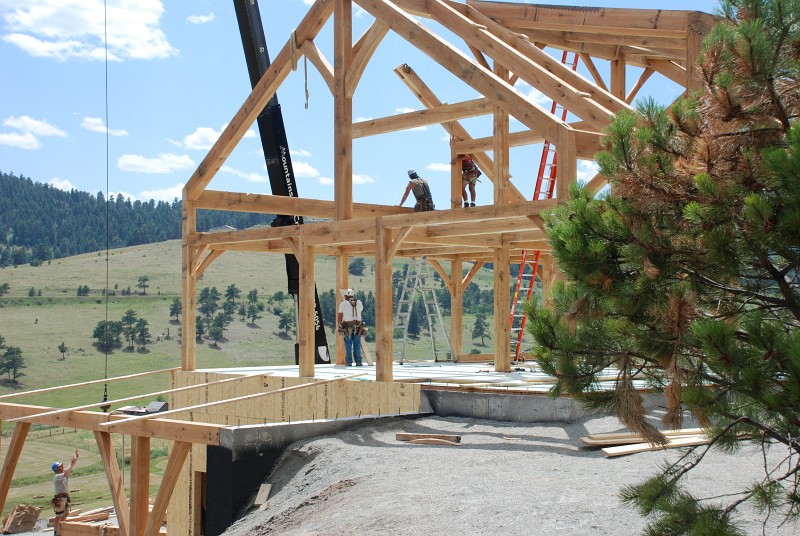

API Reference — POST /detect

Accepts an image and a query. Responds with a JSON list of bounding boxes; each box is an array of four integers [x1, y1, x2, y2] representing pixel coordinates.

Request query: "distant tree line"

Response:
[[0, 171, 274, 265]]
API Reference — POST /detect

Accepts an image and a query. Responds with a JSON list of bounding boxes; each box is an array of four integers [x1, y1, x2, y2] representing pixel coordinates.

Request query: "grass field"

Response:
[[0, 239, 499, 516]]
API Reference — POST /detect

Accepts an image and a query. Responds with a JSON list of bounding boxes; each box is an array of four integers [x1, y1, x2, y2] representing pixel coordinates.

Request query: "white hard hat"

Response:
[[407, 169, 417, 177], [345, 288, 354, 296]]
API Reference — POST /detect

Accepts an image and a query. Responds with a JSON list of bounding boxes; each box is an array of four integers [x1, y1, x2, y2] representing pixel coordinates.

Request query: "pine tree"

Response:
[[526, 1, 800, 532]]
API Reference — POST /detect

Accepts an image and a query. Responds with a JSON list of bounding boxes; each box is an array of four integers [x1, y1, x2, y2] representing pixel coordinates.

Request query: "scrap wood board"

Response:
[[396, 433, 461, 443], [581, 428, 705, 447], [601, 435, 710, 458]]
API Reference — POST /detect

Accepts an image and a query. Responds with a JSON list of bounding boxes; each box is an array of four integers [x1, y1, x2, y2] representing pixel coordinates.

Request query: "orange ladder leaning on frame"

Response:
[[509, 51, 580, 361]]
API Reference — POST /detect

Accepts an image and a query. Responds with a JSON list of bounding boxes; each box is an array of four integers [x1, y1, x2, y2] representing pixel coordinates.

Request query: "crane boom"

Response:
[[233, 0, 330, 364]]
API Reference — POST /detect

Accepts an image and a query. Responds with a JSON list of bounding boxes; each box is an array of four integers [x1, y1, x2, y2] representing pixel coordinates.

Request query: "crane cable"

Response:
[[101, 0, 110, 410]]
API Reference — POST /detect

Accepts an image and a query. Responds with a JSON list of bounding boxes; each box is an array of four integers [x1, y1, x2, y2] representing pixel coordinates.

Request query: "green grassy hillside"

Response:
[[0, 239, 498, 516], [0, 240, 498, 401]]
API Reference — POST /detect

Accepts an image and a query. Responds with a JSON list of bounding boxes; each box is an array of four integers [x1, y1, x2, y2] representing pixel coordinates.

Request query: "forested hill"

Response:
[[0, 171, 274, 265]]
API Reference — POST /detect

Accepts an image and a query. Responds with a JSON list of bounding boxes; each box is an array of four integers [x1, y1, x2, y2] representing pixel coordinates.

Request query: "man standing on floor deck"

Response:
[[337, 288, 364, 366], [51, 449, 78, 535]]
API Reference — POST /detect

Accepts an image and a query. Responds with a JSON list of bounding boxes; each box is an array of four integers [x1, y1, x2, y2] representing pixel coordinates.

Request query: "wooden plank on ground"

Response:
[[254, 483, 272, 506], [581, 428, 704, 446], [601, 435, 710, 458], [407, 438, 463, 446], [396, 433, 461, 443]]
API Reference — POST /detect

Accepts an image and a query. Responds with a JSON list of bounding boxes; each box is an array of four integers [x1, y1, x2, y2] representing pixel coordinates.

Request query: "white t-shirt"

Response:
[[338, 299, 363, 322]]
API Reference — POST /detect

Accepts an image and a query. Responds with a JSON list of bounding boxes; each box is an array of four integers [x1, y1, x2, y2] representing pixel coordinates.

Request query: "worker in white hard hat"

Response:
[[398, 169, 435, 211], [337, 288, 364, 366]]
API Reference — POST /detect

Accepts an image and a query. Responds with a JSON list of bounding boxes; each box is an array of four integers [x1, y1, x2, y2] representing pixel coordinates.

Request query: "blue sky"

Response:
[[0, 0, 721, 208]]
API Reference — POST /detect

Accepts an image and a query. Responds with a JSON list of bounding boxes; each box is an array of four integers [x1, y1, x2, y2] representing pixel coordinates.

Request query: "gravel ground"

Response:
[[222, 414, 798, 536]]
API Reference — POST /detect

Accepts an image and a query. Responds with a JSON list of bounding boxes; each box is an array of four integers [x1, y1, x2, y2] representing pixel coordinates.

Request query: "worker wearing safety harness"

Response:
[[399, 169, 435, 211], [337, 289, 365, 366]]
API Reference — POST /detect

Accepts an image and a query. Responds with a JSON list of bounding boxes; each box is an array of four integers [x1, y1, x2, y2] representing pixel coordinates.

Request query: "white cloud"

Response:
[[291, 148, 312, 158], [81, 116, 127, 136], [183, 126, 220, 151], [353, 173, 375, 185], [1, 0, 179, 62], [48, 177, 76, 191], [355, 116, 372, 123], [292, 161, 319, 179], [0, 115, 65, 149], [182, 125, 254, 150], [426, 162, 451, 173], [577, 160, 600, 184], [220, 165, 266, 183], [117, 153, 194, 174], [315, 174, 374, 186], [4, 115, 66, 137], [140, 183, 185, 202], [0, 130, 39, 149], [187, 13, 214, 25]]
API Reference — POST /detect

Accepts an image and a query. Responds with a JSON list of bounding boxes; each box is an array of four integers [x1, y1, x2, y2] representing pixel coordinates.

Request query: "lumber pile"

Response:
[[2, 504, 41, 534], [580, 429, 710, 457]]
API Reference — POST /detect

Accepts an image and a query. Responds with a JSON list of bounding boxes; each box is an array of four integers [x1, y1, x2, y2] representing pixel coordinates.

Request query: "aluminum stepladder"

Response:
[[509, 50, 580, 361], [393, 257, 453, 364]]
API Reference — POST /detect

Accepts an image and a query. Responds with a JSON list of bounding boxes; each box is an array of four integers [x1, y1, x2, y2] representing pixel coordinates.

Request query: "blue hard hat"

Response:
[[407, 169, 417, 178], [51, 462, 61, 472]]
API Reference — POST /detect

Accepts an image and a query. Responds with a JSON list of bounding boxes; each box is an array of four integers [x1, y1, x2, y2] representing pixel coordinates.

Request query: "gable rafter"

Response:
[[425, 0, 615, 130], [353, 0, 567, 142]]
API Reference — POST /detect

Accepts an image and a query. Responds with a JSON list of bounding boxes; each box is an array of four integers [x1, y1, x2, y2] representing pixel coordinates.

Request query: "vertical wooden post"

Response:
[[374, 220, 394, 382], [334, 0, 353, 370], [450, 260, 463, 360], [130, 436, 151, 536], [335, 254, 349, 365], [556, 126, 577, 203], [181, 194, 197, 371], [0, 422, 30, 516], [686, 13, 705, 93], [493, 245, 511, 372], [611, 59, 626, 100], [94, 431, 131, 536], [493, 64, 510, 205], [298, 241, 316, 377], [450, 145, 461, 209], [334, 0, 354, 222]]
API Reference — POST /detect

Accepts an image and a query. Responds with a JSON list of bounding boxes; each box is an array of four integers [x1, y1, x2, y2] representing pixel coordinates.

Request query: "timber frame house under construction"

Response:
[[0, 2, 717, 535]]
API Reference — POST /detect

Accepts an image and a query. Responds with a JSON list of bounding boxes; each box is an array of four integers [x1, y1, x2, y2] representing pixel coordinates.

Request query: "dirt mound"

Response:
[[223, 415, 797, 536]]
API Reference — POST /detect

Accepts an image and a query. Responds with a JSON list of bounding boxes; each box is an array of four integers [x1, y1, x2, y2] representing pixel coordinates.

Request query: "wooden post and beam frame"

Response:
[[174, 0, 707, 381]]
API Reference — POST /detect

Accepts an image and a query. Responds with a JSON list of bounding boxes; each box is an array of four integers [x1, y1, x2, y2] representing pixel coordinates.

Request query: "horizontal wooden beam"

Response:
[[0, 368, 179, 401], [452, 127, 602, 158], [467, 1, 694, 36], [196, 190, 413, 219], [352, 98, 494, 138], [0, 403, 221, 445]]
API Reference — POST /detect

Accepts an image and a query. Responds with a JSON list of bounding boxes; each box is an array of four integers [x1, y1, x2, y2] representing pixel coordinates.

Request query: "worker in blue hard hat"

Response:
[[51, 449, 78, 535]]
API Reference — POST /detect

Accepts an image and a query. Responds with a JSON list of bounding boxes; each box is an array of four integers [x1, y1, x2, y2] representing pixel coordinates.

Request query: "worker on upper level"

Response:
[[399, 169, 435, 211]]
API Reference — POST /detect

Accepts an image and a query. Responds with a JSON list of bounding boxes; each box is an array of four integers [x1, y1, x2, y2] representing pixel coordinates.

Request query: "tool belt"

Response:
[[52, 493, 70, 514], [341, 320, 365, 336]]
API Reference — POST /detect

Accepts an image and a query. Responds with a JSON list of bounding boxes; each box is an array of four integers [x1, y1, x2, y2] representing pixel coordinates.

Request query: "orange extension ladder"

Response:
[[509, 51, 579, 361]]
